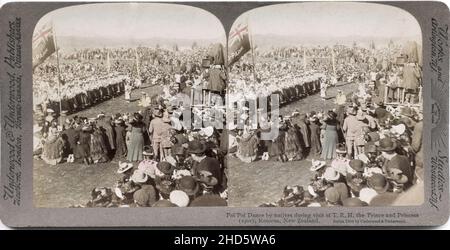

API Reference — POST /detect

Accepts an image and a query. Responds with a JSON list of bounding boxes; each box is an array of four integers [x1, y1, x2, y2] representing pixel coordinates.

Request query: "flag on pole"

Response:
[[32, 22, 56, 70], [106, 49, 111, 73], [228, 21, 250, 66], [135, 48, 140, 78]]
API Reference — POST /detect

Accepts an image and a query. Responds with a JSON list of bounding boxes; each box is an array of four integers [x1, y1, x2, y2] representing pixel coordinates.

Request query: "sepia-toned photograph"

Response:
[[226, 2, 424, 207], [32, 2, 424, 209], [32, 3, 229, 208]]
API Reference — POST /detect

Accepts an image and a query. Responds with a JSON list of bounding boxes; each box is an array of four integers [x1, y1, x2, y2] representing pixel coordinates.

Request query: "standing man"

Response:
[[402, 61, 421, 104]]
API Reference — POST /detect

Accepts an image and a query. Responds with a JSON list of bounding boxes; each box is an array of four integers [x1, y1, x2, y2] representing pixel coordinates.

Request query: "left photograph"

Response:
[[32, 3, 229, 208]]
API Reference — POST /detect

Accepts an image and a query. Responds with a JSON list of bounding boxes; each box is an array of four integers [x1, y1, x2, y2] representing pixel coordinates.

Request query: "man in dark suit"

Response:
[[379, 137, 413, 189], [188, 140, 222, 192], [61, 120, 79, 155]]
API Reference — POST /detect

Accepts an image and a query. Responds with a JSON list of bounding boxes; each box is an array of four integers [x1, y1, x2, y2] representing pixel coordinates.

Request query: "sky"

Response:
[[34, 3, 226, 41], [233, 2, 422, 42]]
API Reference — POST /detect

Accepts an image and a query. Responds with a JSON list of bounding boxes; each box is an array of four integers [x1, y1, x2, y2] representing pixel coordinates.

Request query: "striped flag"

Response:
[[32, 22, 56, 70], [228, 21, 250, 66]]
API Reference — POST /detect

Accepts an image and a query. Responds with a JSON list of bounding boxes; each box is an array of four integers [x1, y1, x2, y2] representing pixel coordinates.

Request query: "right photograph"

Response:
[[226, 2, 424, 207]]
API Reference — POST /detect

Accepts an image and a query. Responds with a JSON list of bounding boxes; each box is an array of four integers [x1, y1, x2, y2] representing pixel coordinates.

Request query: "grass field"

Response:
[[33, 81, 357, 207]]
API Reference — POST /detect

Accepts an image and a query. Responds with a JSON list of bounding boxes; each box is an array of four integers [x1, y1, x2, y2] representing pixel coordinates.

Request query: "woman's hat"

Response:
[[157, 161, 175, 175], [378, 137, 397, 151], [130, 169, 148, 184], [323, 167, 341, 181], [187, 140, 206, 154], [390, 124, 406, 135], [169, 190, 190, 207], [310, 159, 326, 171], [177, 176, 200, 196], [349, 159, 365, 172], [199, 126, 214, 137], [336, 144, 347, 154], [46, 108, 54, 113], [117, 162, 133, 174], [367, 173, 390, 194]]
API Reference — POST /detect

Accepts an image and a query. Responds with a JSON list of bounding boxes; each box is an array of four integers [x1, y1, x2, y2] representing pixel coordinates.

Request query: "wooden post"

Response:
[[384, 85, 388, 104], [52, 22, 63, 115]]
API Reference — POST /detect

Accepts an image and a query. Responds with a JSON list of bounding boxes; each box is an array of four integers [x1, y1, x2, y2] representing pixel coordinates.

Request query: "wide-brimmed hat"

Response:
[[349, 159, 365, 172], [364, 142, 378, 153], [187, 140, 206, 154], [199, 126, 214, 137], [172, 145, 186, 155], [378, 137, 397, 151], [133, 185, 157, 207], [169, 190, 190, 207], [310, 160, 326, 171], [390, 124, 406, 135], [156, 179, 175, 194], [324, 187, 340, 203], [367, 173, 389, 194], [157, 161, 175, 175], [130, 169, 148, 184], [197, 174, 218, 187], [177, 176, 200, 196], [117, 162, 133, 174], [323, 167, 341, 181], [342, 197, 368, 207], [387, 168, 409, 184]]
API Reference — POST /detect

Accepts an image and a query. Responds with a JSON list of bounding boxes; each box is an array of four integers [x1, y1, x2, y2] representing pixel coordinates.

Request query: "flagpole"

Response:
[[247, 17, 257, 84], [52, 21, 63, 116]]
